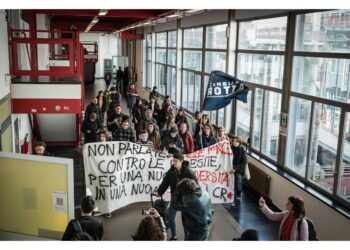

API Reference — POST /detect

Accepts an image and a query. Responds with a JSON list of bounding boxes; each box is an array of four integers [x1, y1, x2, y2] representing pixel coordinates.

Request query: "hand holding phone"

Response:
[[141, 209, 152, 215]]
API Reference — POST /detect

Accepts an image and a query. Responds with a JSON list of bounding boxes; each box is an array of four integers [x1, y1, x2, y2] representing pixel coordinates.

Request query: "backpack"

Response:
[[70, 219, 94, 241], [298, 217, 318, 241]]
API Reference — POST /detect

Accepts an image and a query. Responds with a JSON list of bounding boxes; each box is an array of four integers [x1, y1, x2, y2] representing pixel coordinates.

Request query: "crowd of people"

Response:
[[65, 81, 312, 241]]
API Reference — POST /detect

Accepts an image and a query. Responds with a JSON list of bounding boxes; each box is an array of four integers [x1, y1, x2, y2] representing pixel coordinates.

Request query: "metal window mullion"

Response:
[[293, 51, 350, 59], [290, 92, 350, 110], [231, 17, 240, 134], [333, 109, 346, 197], [305, 101, 315, 179], [259, 89, 266, 152], [200, 25, 206, 113], [249, 86, 256, 151], [278, 12, 296, 168], [237, 49, 286, 56]]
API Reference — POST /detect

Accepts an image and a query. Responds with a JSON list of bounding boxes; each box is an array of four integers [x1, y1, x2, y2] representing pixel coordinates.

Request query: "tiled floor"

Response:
[[49, 79, 279, 241]]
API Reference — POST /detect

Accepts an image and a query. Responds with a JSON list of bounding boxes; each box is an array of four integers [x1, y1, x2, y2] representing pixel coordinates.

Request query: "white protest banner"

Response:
[[185, 140, 234, 203], [83, 140, 234, 213]]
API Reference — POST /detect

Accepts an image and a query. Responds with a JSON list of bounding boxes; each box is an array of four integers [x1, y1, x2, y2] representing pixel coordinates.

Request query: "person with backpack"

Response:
[[258, 195, 309, 241], [62, 196, 104, 241]]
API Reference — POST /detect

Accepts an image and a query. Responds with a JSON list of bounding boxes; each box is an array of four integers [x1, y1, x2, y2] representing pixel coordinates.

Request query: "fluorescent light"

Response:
[[91, 16, 99, 23], [98, 9, 108, 16]]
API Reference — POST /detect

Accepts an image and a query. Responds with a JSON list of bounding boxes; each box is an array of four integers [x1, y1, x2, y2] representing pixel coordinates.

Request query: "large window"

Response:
[[155, 31, 177, 99], [237, 16, 286, 161], [184, 27, 203, 48], [292, 56, 350, 103], [286, 97, 312, 177], [238, 16, 287, 51], [182, 71, 201, 113], [287, 10, 350, 206], [237, 53, 284, 88], [236, 91, 252, 142], [338, 112, 350, 202], [295, 10, 350, 53]]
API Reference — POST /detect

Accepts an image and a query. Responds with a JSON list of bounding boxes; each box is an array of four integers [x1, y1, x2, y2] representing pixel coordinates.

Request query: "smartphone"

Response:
[[141, 209, 151, 215]]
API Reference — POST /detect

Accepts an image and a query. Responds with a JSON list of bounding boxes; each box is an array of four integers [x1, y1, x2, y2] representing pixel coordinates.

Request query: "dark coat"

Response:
[[85, 102, 102, 122], [231, 146, 247, 175], [62, 216, 104, 241], [81, 119, 102, 143], [171, 187, 213, 235], [157, 161, 197, 196]]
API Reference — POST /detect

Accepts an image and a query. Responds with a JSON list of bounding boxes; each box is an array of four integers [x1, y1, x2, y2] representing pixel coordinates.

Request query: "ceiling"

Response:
[[27, 9, 176, 33]]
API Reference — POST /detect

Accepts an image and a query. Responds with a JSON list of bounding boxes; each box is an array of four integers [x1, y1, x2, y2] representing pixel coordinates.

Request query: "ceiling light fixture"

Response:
[[98, 9, 108, 16]]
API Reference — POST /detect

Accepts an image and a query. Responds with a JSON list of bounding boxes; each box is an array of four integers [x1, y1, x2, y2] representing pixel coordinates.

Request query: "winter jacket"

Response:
[[175, 114, 189, 128], [179, 131, 194, 154], [160, 134, 184, 153], [85, 102, 102, 122], [112, 127, 136, 143], [194, 134, 216, 151], [62, 215, 103, 241], [81, 119, 103, 143], [157, 161, 197, 195], [107, 112, 125, 132], [231, 146, 247, 175], [171, 186, 214, 235], [260, 204, 308, 241]]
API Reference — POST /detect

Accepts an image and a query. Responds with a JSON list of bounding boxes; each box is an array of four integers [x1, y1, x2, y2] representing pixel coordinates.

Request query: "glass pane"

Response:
[[156, 48, 166, 63], [236, 91, 252, 142], [205, 51, 226, 73], [146, 34, 152, 47], [292, 56, 350, 103], [147, 48, 152, 61], [156, 32, 167, 47], [237, 53, 284, 88], [182, 71, 201, 113], [261, 91, 281, 160], [218, 109, 225, 126], [146, 62, 152, 89], [206, 24, 228, 49], [238, 16, 287, 51], [253, 88, 264, 150], [168, 31, 177, 47], [337, 112, 350, 202], [285, 97, 312, 177], [167, 66, 177, 104], [309, 103, 341, 193], [168, 49, 176, 66], [295, 10, 350, 53], [184, 27, 203, 48], [156, 64, 166, 96], [183, 50, 202, 71]]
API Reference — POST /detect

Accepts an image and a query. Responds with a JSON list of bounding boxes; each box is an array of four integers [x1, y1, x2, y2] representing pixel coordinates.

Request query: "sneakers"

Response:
[[169, 236, 178, 241]]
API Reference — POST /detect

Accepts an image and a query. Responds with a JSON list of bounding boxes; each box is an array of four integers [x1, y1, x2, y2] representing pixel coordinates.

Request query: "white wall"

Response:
[[12, 114, 33, 154], [248, 155, 350, 240], [80, 32, 119, 78], [0, 10, 10, 100], [36, 14, 50, 71]]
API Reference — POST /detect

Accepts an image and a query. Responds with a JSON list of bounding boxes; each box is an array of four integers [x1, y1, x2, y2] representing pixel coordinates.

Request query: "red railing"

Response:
[[9, 29, 83, 78]]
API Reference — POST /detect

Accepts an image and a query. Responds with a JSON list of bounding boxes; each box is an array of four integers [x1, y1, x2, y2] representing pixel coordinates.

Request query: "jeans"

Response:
[[168, 205, 177, 237], [234, 172, 243, 202]]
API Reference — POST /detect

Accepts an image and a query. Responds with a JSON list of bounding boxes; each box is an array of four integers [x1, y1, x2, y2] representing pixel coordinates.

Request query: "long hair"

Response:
[[288, 196, 305, 218], [133, 216, 165, 241]]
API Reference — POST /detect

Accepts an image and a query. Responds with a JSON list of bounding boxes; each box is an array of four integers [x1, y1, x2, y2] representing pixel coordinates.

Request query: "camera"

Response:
[[141, 209, 152, 215]]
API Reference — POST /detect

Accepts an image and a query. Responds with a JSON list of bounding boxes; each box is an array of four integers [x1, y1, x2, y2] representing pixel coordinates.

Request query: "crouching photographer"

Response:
[[132, 208, 167, 241]]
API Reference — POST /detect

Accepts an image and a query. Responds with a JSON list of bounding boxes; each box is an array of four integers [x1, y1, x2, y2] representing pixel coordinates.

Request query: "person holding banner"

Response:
[[171, 178, 214, 241], [137, 130, 154, 150], [194, 124, 216, 151], [156, 151, 198, 241], [216, 126, 229, 143], [229, 135, 247, 207]]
